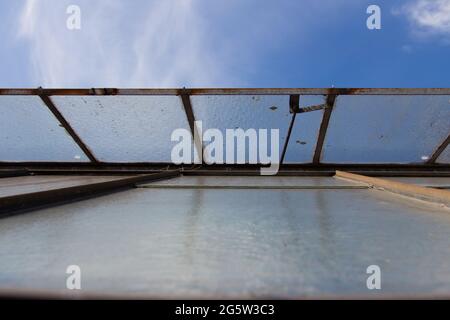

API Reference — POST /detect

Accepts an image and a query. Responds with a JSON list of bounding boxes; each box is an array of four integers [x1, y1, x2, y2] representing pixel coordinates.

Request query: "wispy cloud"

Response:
[[17, 0, 229, 87], [130, 1, 222, 87], [399, 0, 450, 38], [15, 0, 358, 87]]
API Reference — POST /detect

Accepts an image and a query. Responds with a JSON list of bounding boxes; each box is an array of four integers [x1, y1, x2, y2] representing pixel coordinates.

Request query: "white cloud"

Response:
[[15, 0, 352, 87], [401, 0, 450, 35], [17, 0, 229, 87], [130, 1, 221, 87]]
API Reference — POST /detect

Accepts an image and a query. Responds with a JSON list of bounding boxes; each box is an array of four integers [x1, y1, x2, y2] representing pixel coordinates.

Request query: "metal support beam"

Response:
[[427, 133, 450, 164], [289, 94, 300, 113], [2, 88, 450, 96], [313, 94, 337, 164], [281, 95, 300, 164], [0, 162, 448, 176], [180, 90, 204, 164], [0, 169, 29, 178], [0, 170, 181, 217], [39, 93, 99, 163], [280, 114, 296, 165], [298, 104, 327, 113], [335, 170, 450, 207]]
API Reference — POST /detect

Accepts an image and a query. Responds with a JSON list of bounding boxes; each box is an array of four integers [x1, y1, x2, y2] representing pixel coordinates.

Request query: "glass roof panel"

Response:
[[191, 95, 291, 164], [1, 185, 450, 296], [1, 91, 449, 165], [52, 96, 191, 162], [0, 96, 88, 162], [322, 95, 450, 163], [284, 95, 325, 163]]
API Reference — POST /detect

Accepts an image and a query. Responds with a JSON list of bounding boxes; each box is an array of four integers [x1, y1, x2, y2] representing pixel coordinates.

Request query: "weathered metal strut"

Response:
[[313, 94, 337, 164], [427, 133, 450, 164], [180, 90, 204, 164], [280, 95, 300, 164], [38, 92, 98, 163]]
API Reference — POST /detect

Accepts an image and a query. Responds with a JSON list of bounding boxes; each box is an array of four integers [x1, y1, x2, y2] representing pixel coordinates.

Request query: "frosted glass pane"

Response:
[[322, 95, 450, 163], [53, 96, 190, 162], [284, 95, 325, 163], [1, 186, 450, 296], [437, 146, 450, 164], [0, 96, 88, 162], [191, 95, 290, 163]]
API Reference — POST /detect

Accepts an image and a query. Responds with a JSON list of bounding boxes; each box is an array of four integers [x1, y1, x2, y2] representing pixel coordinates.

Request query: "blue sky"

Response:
[[0, 0, 449, 88]]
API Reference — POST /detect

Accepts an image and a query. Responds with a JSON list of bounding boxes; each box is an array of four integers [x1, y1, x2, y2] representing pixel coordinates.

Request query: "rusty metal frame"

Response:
[[2, 88, 450, 95], [0, 162, 449, 177], [0, 87, 449, 169]]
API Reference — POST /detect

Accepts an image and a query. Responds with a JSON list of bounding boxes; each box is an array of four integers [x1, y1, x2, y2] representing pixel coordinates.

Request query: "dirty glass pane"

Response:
[[284, 95, 325, 163], [0, 96, 88, 162], [322, 95, 450, 163], [191, 95, 290, 164], [437, 145, 450, 164], [52, 96, 191, 162]]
